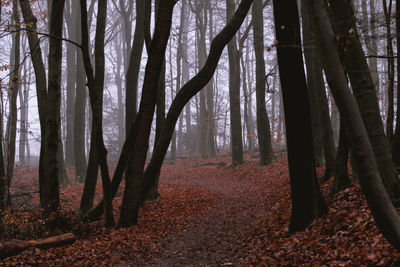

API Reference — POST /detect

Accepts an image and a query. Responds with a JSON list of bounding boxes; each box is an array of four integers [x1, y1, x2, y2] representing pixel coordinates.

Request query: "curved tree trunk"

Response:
[[328, 0, 400, 206], [304, 0, 400, 250]]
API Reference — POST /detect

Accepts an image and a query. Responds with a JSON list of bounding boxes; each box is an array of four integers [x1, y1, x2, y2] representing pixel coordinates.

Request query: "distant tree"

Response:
[[252, 0, 274, 165], [226, 0, 244, 166]]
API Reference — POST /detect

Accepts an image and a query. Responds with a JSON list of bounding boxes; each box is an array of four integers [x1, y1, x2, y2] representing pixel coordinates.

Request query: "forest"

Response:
[[0, 0, 400, 265]]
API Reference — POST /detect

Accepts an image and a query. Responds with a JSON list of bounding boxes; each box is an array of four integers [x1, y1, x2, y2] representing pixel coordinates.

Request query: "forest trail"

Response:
[[2, 156, 400, 265], [147, 164, 271, 266]]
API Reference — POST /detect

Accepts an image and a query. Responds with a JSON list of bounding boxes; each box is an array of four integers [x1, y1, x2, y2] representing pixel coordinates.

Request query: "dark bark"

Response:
[[273, 0, 328, 233], [328, 0, 400, 206], [304, 0, 400, 250], [79, 0, 113, 227], [41, 0, 65, 212], [125, 0, 145, 135], [331, 119, 351, 195], [301, 3, 324, 168], [19, 0, 48, 207], [226, 0, 244, 166], [141, 0, 256, 207], [392, 0, 400, 167], [302, 7, 336, 182], [253, 0, 274, 165], [118, 0, 177, 227]]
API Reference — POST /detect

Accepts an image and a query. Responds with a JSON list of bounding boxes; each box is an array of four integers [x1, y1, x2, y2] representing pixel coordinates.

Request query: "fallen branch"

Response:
[[193, 162, 227, 167], [0, 233, 76, 259]]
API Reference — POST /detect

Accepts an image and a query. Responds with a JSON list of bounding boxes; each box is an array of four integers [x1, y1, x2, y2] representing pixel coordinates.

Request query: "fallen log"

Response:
[[193, 162, 227, 167], [0, 233, 76, 259]]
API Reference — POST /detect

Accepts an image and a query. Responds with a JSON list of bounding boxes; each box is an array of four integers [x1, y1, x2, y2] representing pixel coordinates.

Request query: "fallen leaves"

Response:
[[0, 155, 399, 265]]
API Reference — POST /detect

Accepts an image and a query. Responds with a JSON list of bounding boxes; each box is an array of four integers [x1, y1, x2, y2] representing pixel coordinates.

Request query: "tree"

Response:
[[272, 0, 328, 232], [252, 0, 274, 165], [6, 0, 20, 191], [303, 0, 400, 250], [118, 0, 177, 227], [125, 0, 145, 134], [79, 0, 114, 227], [84, 0, 255, 223], [226, 0, 244, 166], [41, 0, 66, 212], [328, 0, 400, 206]]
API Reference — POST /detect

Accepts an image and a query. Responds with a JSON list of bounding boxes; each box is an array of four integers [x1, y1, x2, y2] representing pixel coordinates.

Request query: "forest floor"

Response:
[[1, 154, 400, 266]]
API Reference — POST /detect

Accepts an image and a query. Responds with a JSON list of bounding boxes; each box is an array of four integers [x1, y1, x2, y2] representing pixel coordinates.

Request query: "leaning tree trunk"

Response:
[[79, 0, 113, 227], [118, 0, 177, 227], [302, 3, 336, 182], [141, 0, 258, 208], [304, 0, 400, 250], [272, 0, 328, 233], [328, 0, 400, 206], [84, 0, 255, 223]]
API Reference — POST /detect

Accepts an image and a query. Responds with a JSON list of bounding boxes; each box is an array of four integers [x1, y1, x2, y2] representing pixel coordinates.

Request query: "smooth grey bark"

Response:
[[64, 0, 77, 167], [253, 0, 274, 165], [301, 4, 324, 167], [304, 0, 400, 250], [74, 2, 87, 183], [226, 0, 243, 166]]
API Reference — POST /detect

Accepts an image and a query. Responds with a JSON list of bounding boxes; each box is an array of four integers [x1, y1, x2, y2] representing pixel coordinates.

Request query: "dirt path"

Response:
[[145, 166, 272, 266]]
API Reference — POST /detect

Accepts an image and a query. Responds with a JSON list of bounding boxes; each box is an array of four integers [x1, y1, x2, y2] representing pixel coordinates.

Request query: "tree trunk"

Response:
[[79, 0, 114, 227], [125, 0, 145, 135], [64, 0, 77, 167], [142, 0, 256, 210], [74, 2, 87, 183], [118, 0, 177, 227], [227, 0, 244, 166], [392, 0, 400, 166], [304, 0, 400, 250], [273, 0, 328, 233], [331, 119, 351, 194], [6, 0, 20, 187], [253, 0, 274, 165], [328, 0, 400, 206], [301, 3, 324, 168], [41, 0, 65, 212]]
